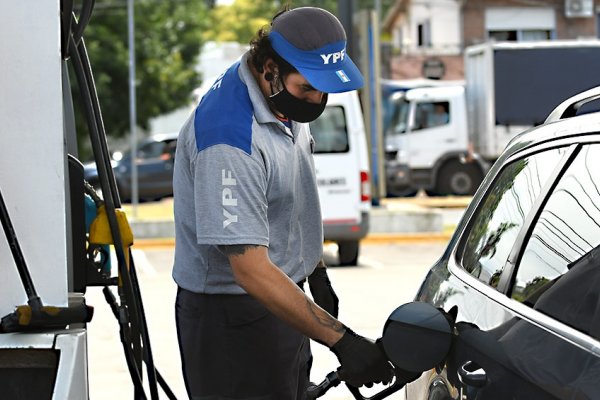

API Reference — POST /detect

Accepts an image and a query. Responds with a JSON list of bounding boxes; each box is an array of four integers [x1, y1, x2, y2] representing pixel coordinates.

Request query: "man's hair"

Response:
[[249, 4, 296, 76]]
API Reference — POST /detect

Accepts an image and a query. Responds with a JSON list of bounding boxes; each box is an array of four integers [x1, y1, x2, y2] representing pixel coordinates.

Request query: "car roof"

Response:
[[148, 132, 179, 142], [502, 111, 600, 158], [502, 86, 600, 156]]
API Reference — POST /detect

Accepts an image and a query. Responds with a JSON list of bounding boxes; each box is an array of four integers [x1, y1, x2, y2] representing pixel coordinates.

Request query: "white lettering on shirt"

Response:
[[211, 72, 225, 91], [222, 188, 237, 206], [222, 169, 238, 228], [223, 208, 238, 228]]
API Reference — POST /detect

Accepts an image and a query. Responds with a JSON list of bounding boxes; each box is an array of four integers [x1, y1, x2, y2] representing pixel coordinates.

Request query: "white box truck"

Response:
[[384, 41, 600, 196]]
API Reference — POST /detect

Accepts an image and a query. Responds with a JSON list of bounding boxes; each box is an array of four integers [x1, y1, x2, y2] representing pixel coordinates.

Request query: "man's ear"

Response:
[[264, 59, 279, 77]]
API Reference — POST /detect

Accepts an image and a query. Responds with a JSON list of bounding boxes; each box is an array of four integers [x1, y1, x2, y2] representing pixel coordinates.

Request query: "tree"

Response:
[[74, 0, 209, 158], [202, 0, 279, 43], [202, 0, 395, 45], [201, 0, 337, 54]]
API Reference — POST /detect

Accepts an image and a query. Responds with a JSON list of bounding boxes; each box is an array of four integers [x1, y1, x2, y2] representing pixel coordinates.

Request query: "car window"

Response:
[[511, 144, 600, 337], [165, 140, 177, 157], [309, 106, 349, 153], [460, 148, 565, 288], [138, 141, 168, 159]]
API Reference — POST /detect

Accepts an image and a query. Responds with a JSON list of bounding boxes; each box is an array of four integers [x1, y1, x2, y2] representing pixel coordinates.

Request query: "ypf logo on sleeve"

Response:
[[211, 72, 225, 91], [221, 169, 238, 228]]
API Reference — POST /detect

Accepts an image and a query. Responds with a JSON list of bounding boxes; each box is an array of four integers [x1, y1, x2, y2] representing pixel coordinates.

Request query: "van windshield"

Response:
[[309, 106, 349, 154]]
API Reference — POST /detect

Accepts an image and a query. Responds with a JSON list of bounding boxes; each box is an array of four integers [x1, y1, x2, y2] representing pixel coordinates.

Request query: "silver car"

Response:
[[405, 87, 600, 399]]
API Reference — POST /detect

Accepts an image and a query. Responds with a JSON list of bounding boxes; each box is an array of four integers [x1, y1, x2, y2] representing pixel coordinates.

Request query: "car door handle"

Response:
[[458, 360, 487, 388]]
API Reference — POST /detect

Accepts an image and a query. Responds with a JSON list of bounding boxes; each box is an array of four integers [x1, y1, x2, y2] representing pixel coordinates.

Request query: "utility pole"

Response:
[[338, 0, 357, 57], [127, 0, 138, 217]]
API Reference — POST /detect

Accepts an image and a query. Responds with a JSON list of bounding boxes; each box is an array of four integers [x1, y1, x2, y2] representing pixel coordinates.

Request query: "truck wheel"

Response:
[[386, 187, 417, 197], [436, 161, 482, 196], [338, 241, 359, 266]]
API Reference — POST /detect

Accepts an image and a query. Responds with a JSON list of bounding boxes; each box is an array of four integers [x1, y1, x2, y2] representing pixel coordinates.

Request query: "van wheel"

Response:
[[338, 241, 359, 266], [436, 161, 482, 196]]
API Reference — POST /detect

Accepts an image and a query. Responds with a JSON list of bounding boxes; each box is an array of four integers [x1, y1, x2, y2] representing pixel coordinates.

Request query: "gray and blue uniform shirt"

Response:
[[172, 53, 324, 294]]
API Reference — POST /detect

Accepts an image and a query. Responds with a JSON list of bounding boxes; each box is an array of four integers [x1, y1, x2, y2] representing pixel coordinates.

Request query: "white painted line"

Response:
[[131, 248, 158, 277], [109, 247, 158, 277]]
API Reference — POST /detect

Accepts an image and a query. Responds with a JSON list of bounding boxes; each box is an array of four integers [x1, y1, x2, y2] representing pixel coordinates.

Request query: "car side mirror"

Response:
[[381, 301, 453, 373]]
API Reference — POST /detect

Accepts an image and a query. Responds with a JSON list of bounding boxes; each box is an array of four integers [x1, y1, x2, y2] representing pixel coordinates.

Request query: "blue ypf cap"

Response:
[[269, 7, 364, 93]]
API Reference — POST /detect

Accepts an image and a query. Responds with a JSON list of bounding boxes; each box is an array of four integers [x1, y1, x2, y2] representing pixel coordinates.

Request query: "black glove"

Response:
[[308, 266, 339, 318], [331, 328, 394, 388]]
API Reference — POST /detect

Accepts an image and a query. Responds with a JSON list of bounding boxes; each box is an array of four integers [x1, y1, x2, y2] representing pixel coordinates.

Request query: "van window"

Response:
[[309, 106, 349, 154]]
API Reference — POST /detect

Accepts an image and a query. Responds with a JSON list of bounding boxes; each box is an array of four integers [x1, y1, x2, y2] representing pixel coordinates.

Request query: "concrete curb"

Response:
[[132, 231, 453, 249], [361, 232, 453, 244], [133, 238, 176, 249], [127, 198, 463, 249]]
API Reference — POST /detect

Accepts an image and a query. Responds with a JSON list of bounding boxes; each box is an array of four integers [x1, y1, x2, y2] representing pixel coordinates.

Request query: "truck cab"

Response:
[[385, 85, 485, 196]]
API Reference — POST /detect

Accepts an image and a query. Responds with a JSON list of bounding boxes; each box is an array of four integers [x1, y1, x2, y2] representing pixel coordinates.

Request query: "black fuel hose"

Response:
[[66, 10, 176, 397], [68, 35, 149, 399], [306, 371, 341, 399], [307, 368, 410, 400], [72, 34, 157, 399]]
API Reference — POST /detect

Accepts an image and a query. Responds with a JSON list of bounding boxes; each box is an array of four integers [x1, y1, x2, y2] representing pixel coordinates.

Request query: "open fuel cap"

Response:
[[381, 301, 452, 373]]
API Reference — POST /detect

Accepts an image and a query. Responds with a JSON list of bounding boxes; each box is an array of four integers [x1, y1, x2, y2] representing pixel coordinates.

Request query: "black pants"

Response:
[[175, 287, 312, 400]]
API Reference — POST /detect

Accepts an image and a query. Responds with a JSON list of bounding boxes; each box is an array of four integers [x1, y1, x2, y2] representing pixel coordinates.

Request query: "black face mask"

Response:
[[269, 81, 328, 123]]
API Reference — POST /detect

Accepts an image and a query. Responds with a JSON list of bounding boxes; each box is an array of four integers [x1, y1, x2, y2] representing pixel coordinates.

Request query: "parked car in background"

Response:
[[83, 132, 178, 202], [406, 87, 600, 399]]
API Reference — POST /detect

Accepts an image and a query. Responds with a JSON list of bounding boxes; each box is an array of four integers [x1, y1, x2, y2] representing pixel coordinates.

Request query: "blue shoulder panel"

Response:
[[194, 62, 254, 155]]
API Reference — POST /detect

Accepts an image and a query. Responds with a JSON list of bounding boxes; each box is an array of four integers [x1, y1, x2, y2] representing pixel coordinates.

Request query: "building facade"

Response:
[[383, 0, 600, 80]]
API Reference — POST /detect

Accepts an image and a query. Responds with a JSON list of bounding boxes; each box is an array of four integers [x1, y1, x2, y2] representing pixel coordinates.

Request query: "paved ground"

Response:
[[86, 241, 448, 399]]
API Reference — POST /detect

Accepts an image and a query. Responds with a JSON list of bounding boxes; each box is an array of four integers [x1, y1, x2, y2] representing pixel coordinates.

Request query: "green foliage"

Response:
[[202, 0, 394, 44], [203, 0, 280, 44], [512, 276, 550, 303], [74, 0, 209, 157]]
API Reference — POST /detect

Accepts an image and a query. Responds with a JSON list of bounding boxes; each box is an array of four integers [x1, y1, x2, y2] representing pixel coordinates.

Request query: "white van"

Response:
[[310, 91, 371, 265]]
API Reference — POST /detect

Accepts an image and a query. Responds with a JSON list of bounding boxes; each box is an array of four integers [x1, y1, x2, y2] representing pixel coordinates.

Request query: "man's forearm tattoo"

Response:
[[218, 244, 261, 257], [307, 298, 345, 332]]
